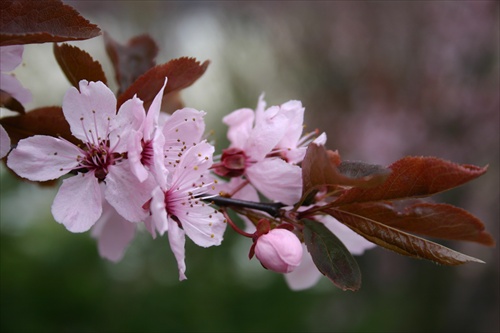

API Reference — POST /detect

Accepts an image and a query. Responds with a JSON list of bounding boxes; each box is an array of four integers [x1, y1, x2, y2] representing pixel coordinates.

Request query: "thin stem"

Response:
[[205, 196, 284, 218], [221, 209, 254, 238]]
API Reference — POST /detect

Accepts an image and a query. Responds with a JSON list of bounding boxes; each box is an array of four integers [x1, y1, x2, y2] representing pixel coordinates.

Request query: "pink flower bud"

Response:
[[254, 228, 303, 273]]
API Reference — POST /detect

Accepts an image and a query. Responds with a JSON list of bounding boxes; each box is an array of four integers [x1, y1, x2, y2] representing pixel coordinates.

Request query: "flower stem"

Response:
[[205, 196, 284, 218]]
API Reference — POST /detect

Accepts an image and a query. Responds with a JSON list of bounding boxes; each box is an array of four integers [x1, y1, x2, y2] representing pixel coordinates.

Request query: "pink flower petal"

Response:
[[126, 129, 149, 182], [0, 125, 11, 158], [255, 228, 303, 273], [277, 100, 304, 149], [0, 73, 32, 105], [143, 78, 167, 141], [62, 80, 117, 143], [246, 106, 287, 161], [112, 95, 145, 152], [167, 220, 187, 281], [169, 141, 214, 190], [162, 107, 206, 148], [0, 45, 24, 71], [176, 201, 226, 247], [320, 215, 376, 255], [150, 186, 169, 235], [104, 163, 155, 222], [223, 108, 254, 149], [246, 158, 302, 205], [7, 135, 80, 181], [91, 202, 136, 262], [284, 244, 323, 291], [52, 173, 102, 233]]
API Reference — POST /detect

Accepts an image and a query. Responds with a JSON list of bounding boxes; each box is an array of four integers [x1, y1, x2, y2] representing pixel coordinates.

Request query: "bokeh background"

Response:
[[1, 1, 499, 332]]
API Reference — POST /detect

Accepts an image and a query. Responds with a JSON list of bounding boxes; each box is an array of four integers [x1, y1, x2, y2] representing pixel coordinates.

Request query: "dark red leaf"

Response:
[[53, 43, 107, 87], [302, 143, 391, 197], [117, 57, 210, 110], [338, 201, 495, 246], [1, 0, 100, 46], [0, 106, 79, 145], [104, 33, 158, 95], [326, 208, 485, 266], [0, 89, 25, 113], [302, 219, 362, 291], [333, 156, 488, 205]]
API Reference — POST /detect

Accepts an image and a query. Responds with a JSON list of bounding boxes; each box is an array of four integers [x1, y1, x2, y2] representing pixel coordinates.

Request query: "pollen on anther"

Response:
[[193, 166, 198, 170], [210, 234, 214, 238]]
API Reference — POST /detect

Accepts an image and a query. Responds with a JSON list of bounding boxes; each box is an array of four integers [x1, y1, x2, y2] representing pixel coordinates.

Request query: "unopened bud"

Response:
[[254, 228, 302, 273]]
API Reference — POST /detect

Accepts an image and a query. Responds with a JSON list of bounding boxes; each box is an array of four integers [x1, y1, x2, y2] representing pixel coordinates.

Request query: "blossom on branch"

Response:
[[7, 80, 155, 232], [150, 139, 227, 280], [215, 95, 324, 205]]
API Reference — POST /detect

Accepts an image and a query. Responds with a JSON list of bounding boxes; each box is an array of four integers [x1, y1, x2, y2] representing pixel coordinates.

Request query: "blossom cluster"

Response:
[[0, 44, 373, 289], [1, 1, 493, 293]]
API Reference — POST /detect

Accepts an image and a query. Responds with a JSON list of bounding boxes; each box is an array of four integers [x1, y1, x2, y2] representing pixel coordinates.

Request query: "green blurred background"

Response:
[[1, 1, 499, 332]]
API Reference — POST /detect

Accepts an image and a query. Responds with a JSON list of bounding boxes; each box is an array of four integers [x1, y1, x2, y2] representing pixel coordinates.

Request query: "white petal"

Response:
[[51, 173, 102, 233], [7, 135, 80, 181]]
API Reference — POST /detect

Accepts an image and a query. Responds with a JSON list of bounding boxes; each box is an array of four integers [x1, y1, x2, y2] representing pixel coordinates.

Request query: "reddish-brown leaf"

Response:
[[325, 208, 485, 265], [303, 219, 362, 291], [53, 43, 107, 87], [338, 201, 495, 246], [0, 106, 79, 145], [333, 156, 488, 205], [302, 143, 391, 196], [0, 0, 101, 46], [104, 33, 158, 95], [116, 57, 210, 110], [0, 89, 25, 113]]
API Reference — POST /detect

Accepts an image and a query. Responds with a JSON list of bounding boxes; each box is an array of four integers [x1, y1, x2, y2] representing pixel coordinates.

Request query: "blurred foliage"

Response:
[[1, 1, 499, 332]]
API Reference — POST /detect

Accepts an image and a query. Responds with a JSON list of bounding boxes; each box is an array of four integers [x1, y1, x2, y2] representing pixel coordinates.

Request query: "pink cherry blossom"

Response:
[[215, 95, 303, 205], [150, 140, 227, 280], [124, 78, 168, 183], [7, 80, 155, 232], [284, 215, 376, 291], [254, 228, 303, 273], [0, 45, 32, 106]]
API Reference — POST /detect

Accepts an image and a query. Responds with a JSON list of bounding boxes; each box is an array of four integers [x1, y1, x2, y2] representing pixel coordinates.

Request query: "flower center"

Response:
[[213, 147, 248, 177], [140, 139, 154, 167], [77, 140, 121, 181]]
